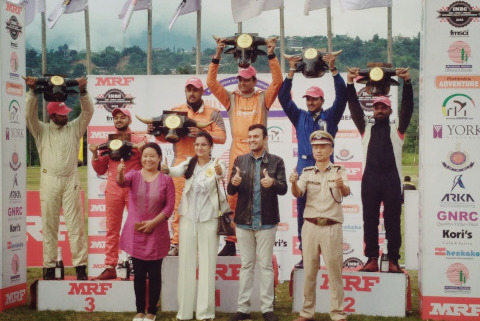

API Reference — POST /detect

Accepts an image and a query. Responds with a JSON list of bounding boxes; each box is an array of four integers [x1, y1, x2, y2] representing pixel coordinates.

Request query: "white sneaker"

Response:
[[167, 244, 178, 256]]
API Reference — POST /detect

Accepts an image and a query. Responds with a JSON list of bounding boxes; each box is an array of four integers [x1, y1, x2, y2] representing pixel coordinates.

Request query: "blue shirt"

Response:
[[278, 74, 347, 171], [237, 152, 276, 231]]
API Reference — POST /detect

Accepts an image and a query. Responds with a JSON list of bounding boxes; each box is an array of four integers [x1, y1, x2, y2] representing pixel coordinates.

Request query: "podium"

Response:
[[291, 268, 409, 317]]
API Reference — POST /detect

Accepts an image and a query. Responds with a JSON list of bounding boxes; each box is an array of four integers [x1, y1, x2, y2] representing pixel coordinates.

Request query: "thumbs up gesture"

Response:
[[118, 158, 125, 174], [289, 168, 299, 184], [160, 157, 169, 174], [261, 168, 274, 188], [231, 166, 242, 186], [214, 157, 222, 176]]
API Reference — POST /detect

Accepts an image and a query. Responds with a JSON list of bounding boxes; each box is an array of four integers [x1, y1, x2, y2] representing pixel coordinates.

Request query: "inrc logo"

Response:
[[442, 229, 472, 239]]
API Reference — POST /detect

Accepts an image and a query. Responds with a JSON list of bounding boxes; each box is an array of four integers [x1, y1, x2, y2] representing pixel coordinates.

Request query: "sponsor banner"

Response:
[[292, 269, 407, 317], [0, 283, 27, 311], [436, 75, 480, 88], [421, 295, 480, 320], [37, 279, 136, 312]]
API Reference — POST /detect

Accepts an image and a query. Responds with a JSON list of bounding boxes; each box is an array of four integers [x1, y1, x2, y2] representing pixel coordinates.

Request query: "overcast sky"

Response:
[[25, 0, 421, 52]]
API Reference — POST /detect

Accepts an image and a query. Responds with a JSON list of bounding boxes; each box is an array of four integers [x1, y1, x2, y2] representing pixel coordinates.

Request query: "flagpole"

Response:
[[147, 8, 152, 75], [196, 9, 201, 75], [84, 5, 92, 74], [41, 10, 47, 122], [387, 6, 392, 63], [326, 6, 332, 52], [279, 6, 285, 74], [238, 22, 242, 33]]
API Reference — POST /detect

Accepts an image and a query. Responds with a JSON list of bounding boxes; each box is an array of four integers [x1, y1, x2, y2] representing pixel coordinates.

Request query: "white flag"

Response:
[[118, 0, 152, 31], [25, 0, 46, 26], [339, 0, 392, 11], [48, 0, 87, 29], [231, 0, 283, 23], [304, 0, 330, 15], [169, 0, 201, 31]]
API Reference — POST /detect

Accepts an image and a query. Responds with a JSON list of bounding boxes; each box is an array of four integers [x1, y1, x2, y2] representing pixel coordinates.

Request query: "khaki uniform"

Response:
[[296, 163, 349, 321]]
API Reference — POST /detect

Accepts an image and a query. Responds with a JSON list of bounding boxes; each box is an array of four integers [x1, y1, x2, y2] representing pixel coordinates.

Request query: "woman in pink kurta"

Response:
[[117, 142, 175, 321]]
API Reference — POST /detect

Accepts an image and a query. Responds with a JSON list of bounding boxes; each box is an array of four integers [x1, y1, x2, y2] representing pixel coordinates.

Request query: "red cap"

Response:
[[185, 77, 204, 89], [112, 108, 132, 119], [302, 86, 324, 99], [237, 66, 257, 79], [372, 96, 392, 108], [47, 102, 72, 116]]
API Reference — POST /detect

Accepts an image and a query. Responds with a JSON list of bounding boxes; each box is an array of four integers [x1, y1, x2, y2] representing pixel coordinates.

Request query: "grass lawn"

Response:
[[5, 166, 423, 321]]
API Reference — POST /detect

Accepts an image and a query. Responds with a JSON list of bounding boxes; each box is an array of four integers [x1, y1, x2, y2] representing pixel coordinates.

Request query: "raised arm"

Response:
[[396, 68, 413, 135], [263, 38, 283, 109], [278, 56, 303, 125], [206, 38, 231, 110], [346, 68, 366, 134]]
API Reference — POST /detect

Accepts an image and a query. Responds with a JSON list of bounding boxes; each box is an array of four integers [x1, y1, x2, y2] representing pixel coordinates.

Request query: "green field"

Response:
[[2, 165, 423, 321]]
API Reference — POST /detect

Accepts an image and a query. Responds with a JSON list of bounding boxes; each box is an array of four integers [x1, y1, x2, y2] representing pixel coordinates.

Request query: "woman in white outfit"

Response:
[[166, 131, 226, 321]]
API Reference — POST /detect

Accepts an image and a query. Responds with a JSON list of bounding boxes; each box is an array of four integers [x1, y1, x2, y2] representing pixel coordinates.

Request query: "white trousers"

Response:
[[40, 172, 88, 268], [236, 226, 277, 314], [301, 221, 346, 320], [177, 216, 219, 320]]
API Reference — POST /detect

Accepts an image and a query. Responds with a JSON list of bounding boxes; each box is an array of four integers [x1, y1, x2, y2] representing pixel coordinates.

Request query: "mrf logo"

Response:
[[215, 264, 241, 281], [95, 77, 134, 87], [4, 289, 25, 306], [68, 283, 113, 295], [320, 274, 380, 292], [430, 303, 480, 317]]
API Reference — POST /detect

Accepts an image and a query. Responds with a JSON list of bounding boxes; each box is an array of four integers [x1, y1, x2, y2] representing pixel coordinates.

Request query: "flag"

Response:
[[25, 0, 46, 26], [304, 0, 330, 15], [231, 0, 283, 23], [339, 0, 392, 11], [169, 0, 201, 31], [48, 0, 87, 29], [118, 0, 152, 31]]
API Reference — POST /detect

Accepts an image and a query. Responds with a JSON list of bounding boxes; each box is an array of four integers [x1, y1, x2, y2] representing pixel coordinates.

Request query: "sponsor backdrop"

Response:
[[419, 1, 480, 320], [0, 0, 27, 311], [86, 73, 397, 281]]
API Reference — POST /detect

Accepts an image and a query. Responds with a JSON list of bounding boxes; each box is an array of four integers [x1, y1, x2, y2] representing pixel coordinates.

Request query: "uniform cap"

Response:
[[310, 130, 333, 145]]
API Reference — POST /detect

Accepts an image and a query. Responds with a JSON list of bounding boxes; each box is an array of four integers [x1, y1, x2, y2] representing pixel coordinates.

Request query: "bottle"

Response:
[[380, 239, 389, 273], [128, 255, 134, 277], [55, 247, 65, 280], [118, 252, 130, 281]]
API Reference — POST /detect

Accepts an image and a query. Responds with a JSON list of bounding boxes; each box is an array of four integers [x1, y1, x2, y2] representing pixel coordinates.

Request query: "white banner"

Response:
[[304, 0, 330, 15], [47, 0, 87, 29], [419, 1, 480, 320], [339, 0, 391, 11], [230, 0, 282, 23], [118, 0, 151, 31], [1, 0, 27, 311], [169, 0, 201, 31]]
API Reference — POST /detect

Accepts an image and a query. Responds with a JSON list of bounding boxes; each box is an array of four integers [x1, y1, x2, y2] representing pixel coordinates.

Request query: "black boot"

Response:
[[75, 265, 88, 280], [43, 268, 55, 280], [218, 241, 236, 256]]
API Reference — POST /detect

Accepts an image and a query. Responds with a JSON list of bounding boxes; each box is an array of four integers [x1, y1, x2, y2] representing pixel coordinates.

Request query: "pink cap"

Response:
[[237, 66, 257, 79], [47, 101, 72, 116], [112, 108, 132, 119], [302, 86, 324, 99], [372, 96, 392, 107], [185, 77, 204, 89]]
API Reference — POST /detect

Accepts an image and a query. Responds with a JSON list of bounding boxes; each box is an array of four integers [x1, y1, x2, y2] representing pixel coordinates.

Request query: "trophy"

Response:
[[97, 133, 134, 161], [283, 48, 342, 78], [214, 33, 276, 68], [34, 75, 79, 102], [348, 63, 409, 96], [136, 111, 213, 143]]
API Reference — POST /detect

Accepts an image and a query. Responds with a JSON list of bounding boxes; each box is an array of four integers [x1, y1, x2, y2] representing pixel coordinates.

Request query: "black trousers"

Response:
[[132, 257, 163, 315], [361, 170, 402, 260]]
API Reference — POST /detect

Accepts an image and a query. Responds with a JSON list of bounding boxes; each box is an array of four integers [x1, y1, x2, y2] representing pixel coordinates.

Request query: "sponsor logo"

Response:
[[277, 222, 289, 232], [437, 2, 480, 28], [8, 207, 23, 217], [357, 88, 378, 112], [435, 247, 480, 259], [440, 174, 475, 209], [446, 41, 473, 72], [292, 125, 297, 143], [95, 77, 134, 87], [68, 283, 113, 295], [10, 223, 21, 233], [442, 144, 474, 172], [442, 229, 472, 239], [336, 162, 362, 181], [343, 257, 364, 269], [88, 126, 113, 144], [94, 89, 135, 113], [292, 199, 297, 218], [9, 152, 21, 171], [89, 236, 106, 254], [9, 173, 22, 203], [8, 241, 24, 251], [292, 236, 301, 255], [4, 289, 25, 306], [342, 224, 362, 231], [436, 75, 480, 89], [6, 127, 26, 141], [268, 126, 285, 143], [450, 29, 469, 37], [11, 254, 20, 274], [6, 2, 23, 15], [5, 15, 22, 40], [444, 262, 470, 294], [274, 239, 288, 247], [429, 302, 480, 317], [335, 147, 354, 161], [10, 41, 18, 49], [434, 124, 480, 139], [437, 210, 479, 228], [6, 82, 23, 96], [92, 264, 107, 269], [10, 52, 19, 79], [9, 100, 21, 123], [433, 125, 443, 139], [215, 263, 241, 281], [442, 93, 475, 120], [320, 274, 380, 292], [340, 114, 352, 121], [342, 204, 360, 214], [335, 130, 360, 139], [343, 243, 354, 255]]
